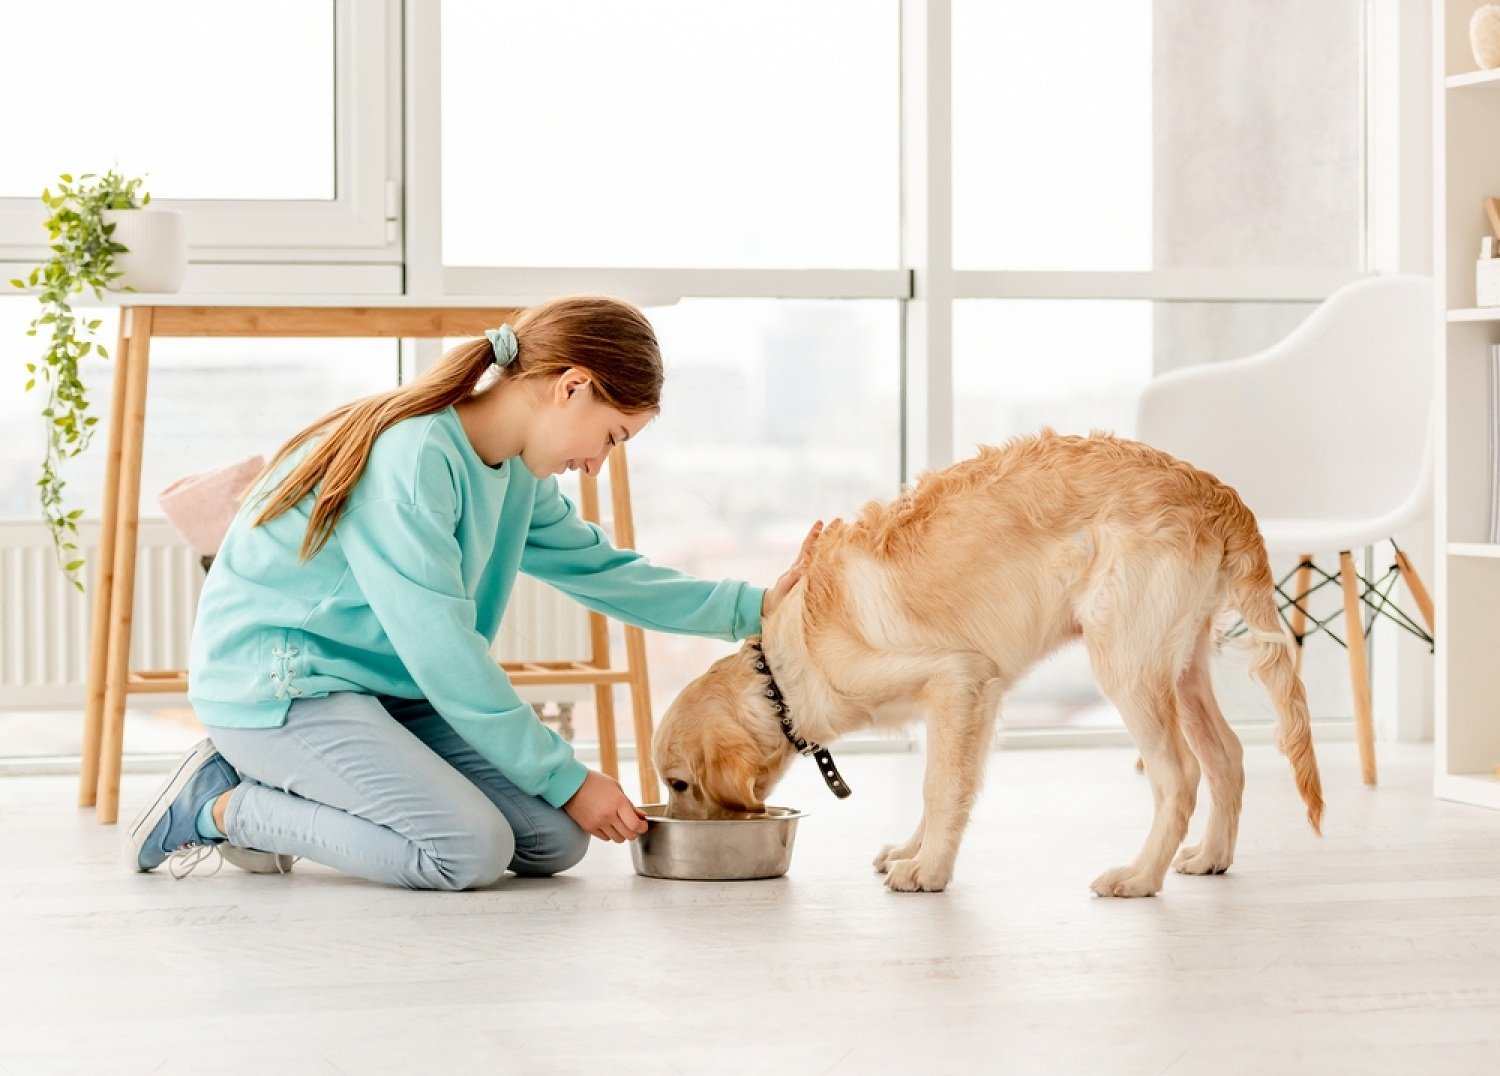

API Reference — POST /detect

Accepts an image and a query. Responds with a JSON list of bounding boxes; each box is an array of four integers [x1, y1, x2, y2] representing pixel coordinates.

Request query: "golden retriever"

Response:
[[652, 431, 1323, 897]]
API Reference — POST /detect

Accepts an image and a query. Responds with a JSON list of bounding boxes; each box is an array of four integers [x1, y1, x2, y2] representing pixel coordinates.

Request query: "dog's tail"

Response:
[[1221, 506, 1324, 835]]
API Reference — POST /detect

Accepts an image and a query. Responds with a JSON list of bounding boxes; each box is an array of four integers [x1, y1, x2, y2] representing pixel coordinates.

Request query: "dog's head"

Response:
[[652, 641, 796, 819]]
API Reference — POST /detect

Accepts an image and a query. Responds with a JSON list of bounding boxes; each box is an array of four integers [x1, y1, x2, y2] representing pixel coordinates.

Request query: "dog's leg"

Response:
[[873, 815, 924, 874], [1173, 637, 1244, 875], [1088, 666, 1198, 898], [884, 668, 1000, 894]]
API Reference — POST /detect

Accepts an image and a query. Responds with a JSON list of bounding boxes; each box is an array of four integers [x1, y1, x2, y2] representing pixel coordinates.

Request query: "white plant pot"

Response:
[[101, 208, 188, 294]]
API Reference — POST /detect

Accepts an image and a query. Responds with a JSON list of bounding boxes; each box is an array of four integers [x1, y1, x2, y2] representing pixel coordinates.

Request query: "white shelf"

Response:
[[1446, 68, 1500, 89], [1436, 772, 1500, 810], [1437, 3, 1500, 812], [1449, 542, 1500, 558]]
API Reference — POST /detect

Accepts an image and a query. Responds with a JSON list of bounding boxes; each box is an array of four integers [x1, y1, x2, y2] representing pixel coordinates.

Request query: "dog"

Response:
[[652, 431, 1322, 897]]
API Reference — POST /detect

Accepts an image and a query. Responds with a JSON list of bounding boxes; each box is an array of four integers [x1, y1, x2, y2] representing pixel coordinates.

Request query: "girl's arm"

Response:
[[520, 478, 766, 640]]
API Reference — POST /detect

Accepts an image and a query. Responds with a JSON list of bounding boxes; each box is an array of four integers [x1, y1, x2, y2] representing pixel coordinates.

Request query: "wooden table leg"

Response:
[[593, 677, 621, 782], [577, 473, 620, 781], [98, 308, 154, 824], [606, 451, 658, 803], [624, 625, 658, 804], [79, 314, 134, 807]]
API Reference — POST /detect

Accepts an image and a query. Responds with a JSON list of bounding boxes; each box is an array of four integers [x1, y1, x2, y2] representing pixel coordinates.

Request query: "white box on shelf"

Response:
[[1477, 258, 1500, 306]]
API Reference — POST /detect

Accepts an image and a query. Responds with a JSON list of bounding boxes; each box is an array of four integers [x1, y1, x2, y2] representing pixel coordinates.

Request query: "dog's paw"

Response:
[[1173, 844, 1232, 876], [872, 841, 920, 874], [1089, 865, 1161, 898], [883, 857, 951, 893]]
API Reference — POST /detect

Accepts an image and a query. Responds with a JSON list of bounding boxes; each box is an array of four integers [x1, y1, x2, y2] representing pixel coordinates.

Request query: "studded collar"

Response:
[[749, 640, 852, 799]]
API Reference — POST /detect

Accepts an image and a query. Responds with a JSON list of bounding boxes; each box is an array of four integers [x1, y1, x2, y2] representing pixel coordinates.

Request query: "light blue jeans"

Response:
[[207, 693, 589, 890]]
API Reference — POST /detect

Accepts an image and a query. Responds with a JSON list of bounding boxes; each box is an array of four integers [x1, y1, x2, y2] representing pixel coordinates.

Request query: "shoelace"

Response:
[[166, 843, 224, 880]]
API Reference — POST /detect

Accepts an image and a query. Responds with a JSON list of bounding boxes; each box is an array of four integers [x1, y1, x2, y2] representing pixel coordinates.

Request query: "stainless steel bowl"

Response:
[[629, 805, 806, 881]]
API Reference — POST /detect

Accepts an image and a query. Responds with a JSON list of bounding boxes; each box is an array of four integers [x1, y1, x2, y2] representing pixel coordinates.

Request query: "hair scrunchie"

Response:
[[485, 324, 519, 367]]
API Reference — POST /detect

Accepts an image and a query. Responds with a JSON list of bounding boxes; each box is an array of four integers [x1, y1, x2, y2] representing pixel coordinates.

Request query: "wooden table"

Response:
[[80, 302, 658, 823]]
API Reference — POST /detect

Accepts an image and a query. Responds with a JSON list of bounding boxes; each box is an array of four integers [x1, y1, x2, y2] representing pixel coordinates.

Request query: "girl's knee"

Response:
[[424, 810, 515, 890], [510, 817, 590, 877]]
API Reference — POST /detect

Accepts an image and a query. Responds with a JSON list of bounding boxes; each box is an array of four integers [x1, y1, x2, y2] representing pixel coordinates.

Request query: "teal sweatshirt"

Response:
[[187, 407, 765, 809]]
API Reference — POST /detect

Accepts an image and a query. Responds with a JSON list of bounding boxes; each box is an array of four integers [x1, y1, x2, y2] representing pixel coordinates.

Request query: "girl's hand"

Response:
[[762, 519, 828, 622], [563, 769, 649, 843]]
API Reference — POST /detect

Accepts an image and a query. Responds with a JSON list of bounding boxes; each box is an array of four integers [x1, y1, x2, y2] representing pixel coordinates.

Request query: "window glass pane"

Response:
[[958, 299, 1152, 731], [953, 0, 1363, 270], [440, 2, 900, 268], [0, 1, 334, 199], [0, 301, 399, 521], [953, 0, 1152, 271], [954, 300, 1152, 454], [643, 301, 900, 738]]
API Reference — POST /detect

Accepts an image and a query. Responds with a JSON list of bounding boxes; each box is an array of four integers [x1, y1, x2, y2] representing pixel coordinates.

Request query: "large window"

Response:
[[0, 2, 1391, 755]]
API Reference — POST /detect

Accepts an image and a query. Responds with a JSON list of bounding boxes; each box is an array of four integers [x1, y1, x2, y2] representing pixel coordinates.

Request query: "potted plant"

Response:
[[10, 170, 186, 589]]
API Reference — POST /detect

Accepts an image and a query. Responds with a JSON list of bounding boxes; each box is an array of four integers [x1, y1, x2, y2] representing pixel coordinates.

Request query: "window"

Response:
[[0, 0, 397, 262]]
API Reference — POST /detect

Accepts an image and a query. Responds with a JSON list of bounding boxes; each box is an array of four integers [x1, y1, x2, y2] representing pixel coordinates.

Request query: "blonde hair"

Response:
[[251, 295, 663, 560]]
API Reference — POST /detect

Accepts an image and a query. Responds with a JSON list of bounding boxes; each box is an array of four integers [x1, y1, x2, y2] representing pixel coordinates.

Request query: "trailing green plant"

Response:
[[10, 170, 149, 590]]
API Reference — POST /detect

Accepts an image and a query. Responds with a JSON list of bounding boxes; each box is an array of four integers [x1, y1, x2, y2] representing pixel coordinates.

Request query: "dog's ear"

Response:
[[703, 732, 766, 814]]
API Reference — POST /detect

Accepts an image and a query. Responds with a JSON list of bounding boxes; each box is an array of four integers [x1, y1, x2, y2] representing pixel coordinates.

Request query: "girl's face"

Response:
[[524, 369, 654, 480]]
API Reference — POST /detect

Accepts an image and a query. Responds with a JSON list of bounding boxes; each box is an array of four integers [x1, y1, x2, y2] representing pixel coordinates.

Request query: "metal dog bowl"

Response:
[[629, 805, 806, 881]]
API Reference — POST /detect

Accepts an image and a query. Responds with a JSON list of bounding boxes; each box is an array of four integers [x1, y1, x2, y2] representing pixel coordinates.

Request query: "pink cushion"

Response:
[[156, 455, 267, 556]]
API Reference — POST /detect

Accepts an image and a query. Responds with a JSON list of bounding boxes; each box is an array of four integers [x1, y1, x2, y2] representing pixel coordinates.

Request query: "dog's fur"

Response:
[[653, 431, 1323, 897]]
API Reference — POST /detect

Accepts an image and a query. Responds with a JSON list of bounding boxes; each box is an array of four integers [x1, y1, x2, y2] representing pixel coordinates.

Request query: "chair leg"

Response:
[[1288, 554, 1314, 680], [1393, 550, 1435, 634], [1339, 550, 1377, 787]]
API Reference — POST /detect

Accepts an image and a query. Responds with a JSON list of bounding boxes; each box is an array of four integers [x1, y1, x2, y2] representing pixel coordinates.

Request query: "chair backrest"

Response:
[[1135, 275, 1434, 525]]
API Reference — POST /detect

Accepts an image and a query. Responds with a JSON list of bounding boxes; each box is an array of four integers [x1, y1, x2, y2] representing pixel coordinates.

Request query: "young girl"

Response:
[[127, 295, 817, 890]]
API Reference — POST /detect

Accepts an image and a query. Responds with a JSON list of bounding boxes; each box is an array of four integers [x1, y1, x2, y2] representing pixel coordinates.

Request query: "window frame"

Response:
[[0, 0, 402, 288]]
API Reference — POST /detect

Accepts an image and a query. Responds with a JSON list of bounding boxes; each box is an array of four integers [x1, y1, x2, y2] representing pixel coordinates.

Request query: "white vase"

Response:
[[1471, 5, 1500, 69], [101, 208, 188, 293]]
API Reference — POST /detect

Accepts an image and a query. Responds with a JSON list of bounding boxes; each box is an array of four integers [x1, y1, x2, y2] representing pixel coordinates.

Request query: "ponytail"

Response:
[[249, 295, 663, 561]]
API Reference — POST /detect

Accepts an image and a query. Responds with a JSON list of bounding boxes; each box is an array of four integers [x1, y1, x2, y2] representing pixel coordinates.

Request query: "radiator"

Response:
[[0, 521, 591, 710]]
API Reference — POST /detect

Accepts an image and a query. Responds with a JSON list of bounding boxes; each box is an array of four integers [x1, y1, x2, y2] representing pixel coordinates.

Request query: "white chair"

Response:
[[1135, 274, 1435, 787]]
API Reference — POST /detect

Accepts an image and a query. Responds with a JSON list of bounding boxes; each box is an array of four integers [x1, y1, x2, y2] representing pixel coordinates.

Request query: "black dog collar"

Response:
[[749, 640, 852, 799]]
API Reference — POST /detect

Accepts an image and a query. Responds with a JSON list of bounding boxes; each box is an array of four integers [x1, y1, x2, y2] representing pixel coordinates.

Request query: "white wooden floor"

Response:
[[2, 740, 1498, 1076]]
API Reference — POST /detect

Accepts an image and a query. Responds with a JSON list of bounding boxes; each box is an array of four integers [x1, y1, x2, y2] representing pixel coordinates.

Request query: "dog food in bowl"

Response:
[[629, 805, 806, 880]]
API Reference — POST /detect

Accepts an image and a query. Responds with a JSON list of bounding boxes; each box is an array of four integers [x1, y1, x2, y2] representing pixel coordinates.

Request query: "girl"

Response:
[[126, 295, 817, 890]]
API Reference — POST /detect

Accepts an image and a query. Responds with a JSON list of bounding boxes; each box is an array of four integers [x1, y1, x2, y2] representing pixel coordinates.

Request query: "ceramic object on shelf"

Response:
[[102, 208, 188, 293], [1470, 4, 1500, 69]]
